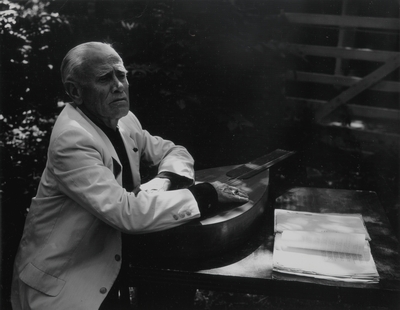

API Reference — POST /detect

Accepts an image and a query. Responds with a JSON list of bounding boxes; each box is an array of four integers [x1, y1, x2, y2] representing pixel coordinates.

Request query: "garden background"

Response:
[[1, 0, 399, 309]]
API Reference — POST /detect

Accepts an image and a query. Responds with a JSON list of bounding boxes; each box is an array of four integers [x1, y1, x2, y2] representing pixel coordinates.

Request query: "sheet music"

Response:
[[273, 233, 379, 282], [272, 210, 379, 282], [275, 209, 370, 240], [280, 231, 366, 255]]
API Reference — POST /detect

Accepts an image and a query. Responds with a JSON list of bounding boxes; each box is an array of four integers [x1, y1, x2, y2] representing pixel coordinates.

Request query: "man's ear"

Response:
[[65, 82, 83, 106]]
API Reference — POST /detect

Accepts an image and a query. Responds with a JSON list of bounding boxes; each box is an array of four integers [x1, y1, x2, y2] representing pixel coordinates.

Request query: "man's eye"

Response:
[[98, 75, 110, 82], [117, 73, 127, 79]]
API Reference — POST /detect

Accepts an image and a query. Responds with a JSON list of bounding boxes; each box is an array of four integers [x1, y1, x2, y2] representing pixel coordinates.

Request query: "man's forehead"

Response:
[[95, 56, 124, 70], [84, 47, 125, 72], [88, 47, 122, 63]]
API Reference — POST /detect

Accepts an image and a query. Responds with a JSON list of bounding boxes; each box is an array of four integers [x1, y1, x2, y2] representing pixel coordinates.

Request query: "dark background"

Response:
[[1, 0, 399, 308]]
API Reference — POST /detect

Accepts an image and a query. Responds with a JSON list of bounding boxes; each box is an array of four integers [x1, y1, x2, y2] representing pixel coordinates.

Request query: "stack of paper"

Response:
[[272, 210, 379, 283]]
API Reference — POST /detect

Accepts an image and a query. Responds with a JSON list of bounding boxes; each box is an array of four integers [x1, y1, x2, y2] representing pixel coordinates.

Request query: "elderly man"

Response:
[[11, 42, 248, 309]]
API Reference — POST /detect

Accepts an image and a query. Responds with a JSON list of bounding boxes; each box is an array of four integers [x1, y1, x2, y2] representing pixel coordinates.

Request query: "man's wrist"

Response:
[[188, 183, 218, 216], [157, 171, 193, 190]]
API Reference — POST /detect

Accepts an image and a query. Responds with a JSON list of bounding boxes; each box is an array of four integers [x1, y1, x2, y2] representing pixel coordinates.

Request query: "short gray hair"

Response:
[[60, 42, 114, 87]]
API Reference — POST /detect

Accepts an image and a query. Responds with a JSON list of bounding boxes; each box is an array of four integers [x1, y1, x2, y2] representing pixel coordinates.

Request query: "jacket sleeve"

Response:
[[124, 112, 195, 183], [49, 126, 201, 234]]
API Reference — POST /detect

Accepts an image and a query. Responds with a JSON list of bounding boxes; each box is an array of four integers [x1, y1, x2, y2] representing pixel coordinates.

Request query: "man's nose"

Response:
[[112, 76, 124, 92]]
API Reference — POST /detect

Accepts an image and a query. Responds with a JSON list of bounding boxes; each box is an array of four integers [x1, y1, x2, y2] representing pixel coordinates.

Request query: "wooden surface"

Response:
[[128, 187, 400, 308], [289, 44, 399, 62], [284, 12, 400, 30], [285, 71, 400, 93], [315, 54, 400, 122]]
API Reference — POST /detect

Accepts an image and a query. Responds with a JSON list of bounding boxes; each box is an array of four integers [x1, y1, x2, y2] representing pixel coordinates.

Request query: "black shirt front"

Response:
[[97, 124, 135, 192]]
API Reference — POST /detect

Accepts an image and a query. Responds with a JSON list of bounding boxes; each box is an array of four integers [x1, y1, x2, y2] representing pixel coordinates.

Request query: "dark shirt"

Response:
[[97, 123, 135, 191]]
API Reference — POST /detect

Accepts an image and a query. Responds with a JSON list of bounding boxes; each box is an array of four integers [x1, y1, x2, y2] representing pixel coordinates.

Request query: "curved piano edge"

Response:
[[128, 167, 271, 263]]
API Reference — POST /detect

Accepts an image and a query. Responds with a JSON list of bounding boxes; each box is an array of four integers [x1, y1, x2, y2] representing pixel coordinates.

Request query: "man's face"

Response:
[[79, 45, 130, 127]]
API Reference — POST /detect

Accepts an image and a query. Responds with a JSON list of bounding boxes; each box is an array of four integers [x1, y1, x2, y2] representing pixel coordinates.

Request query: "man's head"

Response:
[[61, 42, 130, 128]]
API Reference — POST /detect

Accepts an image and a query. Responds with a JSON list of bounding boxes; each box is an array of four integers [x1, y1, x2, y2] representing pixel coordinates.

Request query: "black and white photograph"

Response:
[[1, 0, 399, 309]]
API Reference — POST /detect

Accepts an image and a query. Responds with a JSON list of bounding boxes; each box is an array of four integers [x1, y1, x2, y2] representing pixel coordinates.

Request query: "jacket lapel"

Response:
[[75, 106, 123, 185]]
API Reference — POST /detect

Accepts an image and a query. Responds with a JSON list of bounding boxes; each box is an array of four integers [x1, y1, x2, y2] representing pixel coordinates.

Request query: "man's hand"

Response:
[[140, 178, 171, 193], [210, 181, 249, 204]]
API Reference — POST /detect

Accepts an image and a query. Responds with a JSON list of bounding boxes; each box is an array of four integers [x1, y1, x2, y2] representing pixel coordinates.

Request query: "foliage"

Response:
[[0, 0, 71, 114], [0, 0, 72, 203]]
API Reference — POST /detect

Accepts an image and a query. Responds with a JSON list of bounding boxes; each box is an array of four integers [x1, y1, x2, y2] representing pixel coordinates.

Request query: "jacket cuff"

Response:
[[188, 183, 218, 216], [157, 171, 193, 190]]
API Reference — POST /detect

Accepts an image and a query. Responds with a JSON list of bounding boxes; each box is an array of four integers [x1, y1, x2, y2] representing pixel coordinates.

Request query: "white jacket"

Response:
[[11, 103, 200, 309]]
